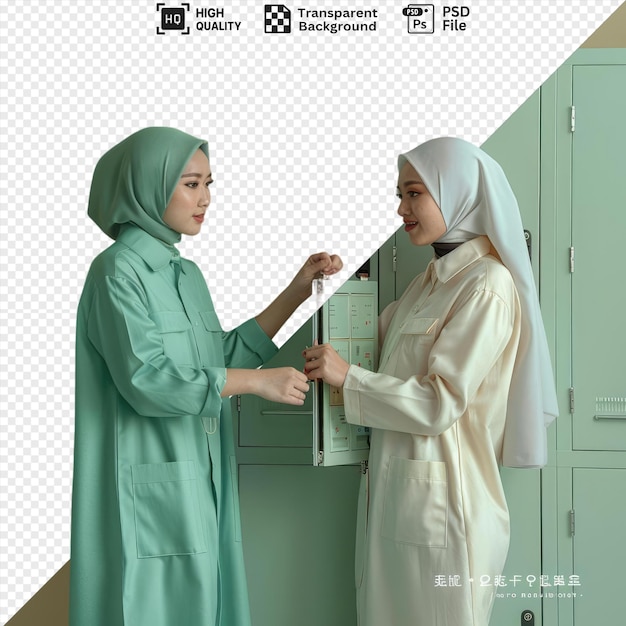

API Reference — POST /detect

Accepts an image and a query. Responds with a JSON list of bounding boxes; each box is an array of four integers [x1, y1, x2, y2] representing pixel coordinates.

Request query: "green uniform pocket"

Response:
[[150, 310, 196, 366], [131, 460, 208, 558]]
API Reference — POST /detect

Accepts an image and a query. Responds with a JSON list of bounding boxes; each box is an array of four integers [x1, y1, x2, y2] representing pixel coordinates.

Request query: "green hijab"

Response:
[[88, 127, 209, 244]]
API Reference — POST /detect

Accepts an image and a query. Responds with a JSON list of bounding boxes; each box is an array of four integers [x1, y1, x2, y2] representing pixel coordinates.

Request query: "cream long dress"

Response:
[[343, 236, 522, 626]]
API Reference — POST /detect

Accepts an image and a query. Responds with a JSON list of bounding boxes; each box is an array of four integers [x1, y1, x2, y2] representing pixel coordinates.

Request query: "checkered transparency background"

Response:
[[0, 0, 621, 619]]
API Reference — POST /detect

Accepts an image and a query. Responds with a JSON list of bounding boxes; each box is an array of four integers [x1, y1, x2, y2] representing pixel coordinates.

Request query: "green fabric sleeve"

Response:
[[87, 275, 226, 418], [222, 318, 278, 369]]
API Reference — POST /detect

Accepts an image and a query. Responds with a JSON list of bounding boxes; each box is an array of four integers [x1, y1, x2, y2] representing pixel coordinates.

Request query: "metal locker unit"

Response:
[[235, 87, 548, 625], [235, 277, 379, 467], [540, 49, 626, 626], [234, 308, 363, 626], [236, 320, 315, 464], [313, 280, 378, 467], [234, 52, 626, 624]]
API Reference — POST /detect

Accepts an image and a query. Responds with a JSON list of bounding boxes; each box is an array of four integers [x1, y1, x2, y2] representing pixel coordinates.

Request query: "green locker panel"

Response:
[[572, 468, 626, 625], [237, 280, 378, 466], [239, 465, 360, 626], [570, 64, 626, 451], [238, 321, 314, 451], [490, 469, 542, 625], [236, 86, 546, 626], [543, 51, 626, 626]]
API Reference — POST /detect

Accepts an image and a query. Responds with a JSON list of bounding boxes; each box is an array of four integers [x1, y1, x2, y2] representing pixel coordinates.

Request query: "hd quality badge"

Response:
[[156, 3, 190, 34], [156, 3, 242, 33]]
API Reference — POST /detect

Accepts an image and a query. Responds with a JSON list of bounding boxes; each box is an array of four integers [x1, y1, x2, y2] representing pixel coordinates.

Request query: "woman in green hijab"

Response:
[[70, 127, 341, 626]]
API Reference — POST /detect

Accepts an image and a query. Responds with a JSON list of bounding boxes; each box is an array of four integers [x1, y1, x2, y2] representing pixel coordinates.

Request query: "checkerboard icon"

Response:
[[265, 4, 291, 33]]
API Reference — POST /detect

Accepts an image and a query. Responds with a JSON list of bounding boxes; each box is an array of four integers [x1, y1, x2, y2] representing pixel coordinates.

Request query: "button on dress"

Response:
[[70, 225, 277, 626]]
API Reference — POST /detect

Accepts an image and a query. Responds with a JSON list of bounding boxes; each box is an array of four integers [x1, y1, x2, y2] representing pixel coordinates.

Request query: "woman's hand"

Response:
[[303, 343, 350, 388], [222, 367, 310, 405], [253, 367, 311, 406], [255, 252, 343, 339], [286, 252, 343, 302]]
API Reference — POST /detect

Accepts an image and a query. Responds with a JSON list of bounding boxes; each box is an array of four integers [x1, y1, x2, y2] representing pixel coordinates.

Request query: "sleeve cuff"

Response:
[[343, 364, 372, 426], [199, 366, 227, 418], [237, 318, 279, 362]]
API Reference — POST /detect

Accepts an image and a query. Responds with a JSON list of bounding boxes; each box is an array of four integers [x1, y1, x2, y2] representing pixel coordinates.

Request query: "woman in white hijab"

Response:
[[304, 137, 558, 626]]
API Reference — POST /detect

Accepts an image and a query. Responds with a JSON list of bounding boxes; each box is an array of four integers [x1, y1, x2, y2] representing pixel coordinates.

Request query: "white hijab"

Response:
[[399, 137, 558, 468]]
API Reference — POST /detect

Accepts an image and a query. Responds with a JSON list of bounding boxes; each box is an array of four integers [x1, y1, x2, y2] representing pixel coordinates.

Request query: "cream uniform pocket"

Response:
[[381, 456, 448, 547], [400, 316, 439, 337], [394, 317, 439, 375]]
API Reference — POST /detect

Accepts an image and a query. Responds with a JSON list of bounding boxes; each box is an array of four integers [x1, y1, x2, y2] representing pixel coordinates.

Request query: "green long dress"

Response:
[[69, 128, 277, 626]]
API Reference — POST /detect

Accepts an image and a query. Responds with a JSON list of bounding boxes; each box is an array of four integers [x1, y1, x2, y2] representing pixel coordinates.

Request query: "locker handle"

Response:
[[593, 414, 626, 421], [524, 229, 532, 260], [260, 410, 313, 416]]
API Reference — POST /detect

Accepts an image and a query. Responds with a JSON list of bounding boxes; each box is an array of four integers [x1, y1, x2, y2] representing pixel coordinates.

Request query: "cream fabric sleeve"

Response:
[[343, 288, 515, 436]]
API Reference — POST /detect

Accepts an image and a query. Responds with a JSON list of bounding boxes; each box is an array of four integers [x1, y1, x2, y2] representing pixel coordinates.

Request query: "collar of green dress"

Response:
[[117, 224, 182, 273]]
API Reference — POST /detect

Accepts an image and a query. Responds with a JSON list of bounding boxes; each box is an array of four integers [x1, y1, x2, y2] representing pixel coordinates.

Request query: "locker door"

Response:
[[572, 468, 626, 625], [314, 280, 378, 467], [239, 464, 360, 626], [236, 321, 315, 462], [570, 65, 626, 451]]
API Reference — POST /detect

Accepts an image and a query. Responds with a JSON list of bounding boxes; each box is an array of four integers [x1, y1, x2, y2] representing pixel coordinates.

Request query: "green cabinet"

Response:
[[235, 49, 626, 626], [570, 64, 626, 452], [541, 49, 626, 626], [314, 280, 378, 467], [571, 469, 626, 623], [239, 464, 361, 626]]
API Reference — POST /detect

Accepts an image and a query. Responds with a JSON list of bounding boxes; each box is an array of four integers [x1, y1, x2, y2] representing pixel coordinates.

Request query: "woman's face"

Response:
[[396, 161, 447, 246], [163, 149, 213, 236]]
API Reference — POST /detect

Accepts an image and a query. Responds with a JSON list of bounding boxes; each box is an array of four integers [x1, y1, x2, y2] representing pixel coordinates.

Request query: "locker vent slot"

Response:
[[594, 396, 626, 421]]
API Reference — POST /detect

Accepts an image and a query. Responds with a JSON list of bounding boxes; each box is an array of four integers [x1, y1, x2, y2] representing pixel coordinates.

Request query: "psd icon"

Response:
[[265, 5, 291, 33], [403, 4, 434, 33], [156, 3, 190, 35]]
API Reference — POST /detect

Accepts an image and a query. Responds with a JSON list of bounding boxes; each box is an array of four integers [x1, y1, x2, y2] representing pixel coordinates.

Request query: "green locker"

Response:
[[239, 464, 361, 626], [237, 321, 314, 465], [570, 64, 626, 451], [541, 49, 626, 626], [235, 52, 626, 626], [571, 468, 626, 624], [235, 92, 546, 625], [314, 280, 378, 467]]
